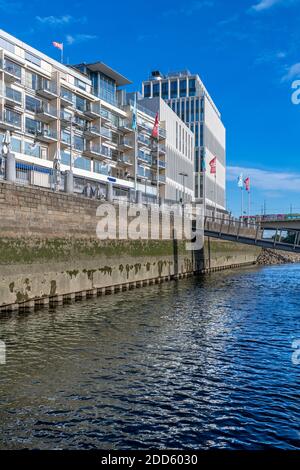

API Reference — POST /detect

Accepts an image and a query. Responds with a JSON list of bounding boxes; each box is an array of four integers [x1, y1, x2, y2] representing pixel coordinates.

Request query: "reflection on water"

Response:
[[0, 264, 299, 449]]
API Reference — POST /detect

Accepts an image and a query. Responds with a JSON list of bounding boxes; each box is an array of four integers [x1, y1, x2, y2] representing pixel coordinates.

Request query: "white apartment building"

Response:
[[142, 70, 226, 210], [137, 96, 194, 202]]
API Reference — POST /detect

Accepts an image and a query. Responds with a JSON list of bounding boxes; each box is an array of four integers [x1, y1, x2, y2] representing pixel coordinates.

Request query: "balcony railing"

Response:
[[100, 127, 112, 139], [152, 159, 166, 168], [60, 88, 73, 104], [86, 144, 112, 158], [0, 110, 22, 128], [37, 81, 58, 97], [0, 60, 22, 80], [138, 151, 152, 165], [5, 87, 22, 105], [36, 104, 57, 118], [27, 127, 57, 140]]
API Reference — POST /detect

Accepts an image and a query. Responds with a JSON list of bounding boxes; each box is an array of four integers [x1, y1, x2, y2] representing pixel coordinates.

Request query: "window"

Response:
[[99, 72, 117, 105], [24, 141, 40, 158], [195, 123, 199, 147], [200, 124, 204, 146], [25, 52, 41, 67], [0, 38, 15, 53], [25, 117, 42, 134], [61, 151, 71, 165], [61, 87, 73, 102], [75, 78, 86, 91], [25, 71, 39, 90], [181, 101, 185, 121], [186, 100, 190, 123], [74, 95, 86, 112], [171, 101, 176, 112], [4, 58, 21, 79], [61, 130, 71, 144], [161, 82, 168, 99], [195, 99, 199, 121], [25, 95, 41, 112], [153, 82, 160, 97], [191, 99, 194, 122], [5, 87, 22, 104], [189, 78, 196, 97], [170, 80, 178, 99], [74, 135, 84, 151], [94, 161, 110, 175], [144, 84, 151, 98], [4, 109, 21, 128], [74, 156, 91, 171], [180, 79, 187, 97], [11, 138, 21, 153]]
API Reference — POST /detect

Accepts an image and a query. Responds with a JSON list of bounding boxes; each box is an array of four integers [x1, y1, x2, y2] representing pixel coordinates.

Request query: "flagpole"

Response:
[[61, 45, 64, 64], [214, 172, 217, 221], [134, 94, 137, 195], [157, 117, 159, 204], [241, 187, 244, 219]]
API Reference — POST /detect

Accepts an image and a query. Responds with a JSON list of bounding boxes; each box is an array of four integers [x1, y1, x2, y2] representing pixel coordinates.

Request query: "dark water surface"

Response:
[[0, 264, 299, 450]]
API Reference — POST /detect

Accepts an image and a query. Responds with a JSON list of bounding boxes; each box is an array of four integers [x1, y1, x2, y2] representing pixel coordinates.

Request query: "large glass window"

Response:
[[170, 80, 178, 98], [189, 78, 196, 97], [179, 79, 187, 97], [186, 100, 190, 123], [11, 138, 21, 153], [5, 87, 22, 104], [25, 52, 41, 67], [74, 156, 91, 171], [25, 95, 41, 112], [161, 82, 168, 99], [195, 98, 199, 121], [4, 58, 21, 79], [195, 123, 199, 147], [24, 141, 40, 158], [144, 84, 151, 98], [74, 135, 84, 151], [153, 82, 160, 97], [25, 71, 39, 90], [181, 101, 185, 121], [25, 117, 42, 134], [191, 99, 194, 122], [4, 109, 21, 128], [99, 72, 117, 105], [74, 95, 86, 112]]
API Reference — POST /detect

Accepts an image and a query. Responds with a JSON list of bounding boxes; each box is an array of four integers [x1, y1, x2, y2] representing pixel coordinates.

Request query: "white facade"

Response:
[[139, 97, 194, 202], [142, 70, 226, 210]]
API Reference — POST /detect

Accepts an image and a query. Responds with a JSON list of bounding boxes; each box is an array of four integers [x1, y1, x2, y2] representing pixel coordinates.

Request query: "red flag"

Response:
[[52, 41, 63, 50], [244, 177, 250, 192], [209, 157, 217, 175], [151, 112, 159, 139]]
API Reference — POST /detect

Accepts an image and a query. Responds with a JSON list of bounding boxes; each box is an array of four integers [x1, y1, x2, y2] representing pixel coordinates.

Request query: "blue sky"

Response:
[[2, 0, 300, 215]]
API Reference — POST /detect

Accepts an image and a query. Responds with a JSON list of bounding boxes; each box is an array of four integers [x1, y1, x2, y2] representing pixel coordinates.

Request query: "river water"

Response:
[[0, 264, 299, 450]]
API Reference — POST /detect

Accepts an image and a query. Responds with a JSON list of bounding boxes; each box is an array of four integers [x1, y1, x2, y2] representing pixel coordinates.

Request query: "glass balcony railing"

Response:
[[100, 127, 112, 139], [0, 59, 22, 79], [100, 108, 110, 120], [37, 81, 57, 96], [5, 87, 22, 104], [138, 151, 152, 165], [36, 104, 57, 118], [60, 88, 73, 103], [1, 110, 22, 128]]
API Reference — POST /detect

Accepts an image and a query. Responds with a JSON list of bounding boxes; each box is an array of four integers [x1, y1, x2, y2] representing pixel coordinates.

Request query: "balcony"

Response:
[[27, 127, 57, 143], [5, 88, 22, 107], [84, 125, 101, 139], [0, 60, 22, 83], [100, 126, 112, 140], [36, 104, 57, 123], [60, 88, 73, 107], [84, 102, 101, 119], [152, 143, 166, 155], [84, 144, 112, 159], [152, 174, 166, 184], [138, 133, 151, 147], [152, 159, 166, 169], [119, 138, 133, 150], [118, 154, 133, 166], [0, 109, 22, 130], [119, 119, 134, 134], [60, 110, 72, 126], [100, 108, 111, 123], [138, 151, 152, 165], [37, 81, 58, 100]]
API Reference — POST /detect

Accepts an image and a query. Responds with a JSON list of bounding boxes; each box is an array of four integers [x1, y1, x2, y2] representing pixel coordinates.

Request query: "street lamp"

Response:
[[179, 172, 188, 204]]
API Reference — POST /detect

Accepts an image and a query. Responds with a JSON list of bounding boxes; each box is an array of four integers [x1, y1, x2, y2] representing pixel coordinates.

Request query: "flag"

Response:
[[151, 112, 159, 139], [200, 154, 206, 172], [244, 177, 250, 192], [209, 157, 216, 175], [52, 41, 63, 50], [132, 94, 137, 130], [237, 173, 243, 188]]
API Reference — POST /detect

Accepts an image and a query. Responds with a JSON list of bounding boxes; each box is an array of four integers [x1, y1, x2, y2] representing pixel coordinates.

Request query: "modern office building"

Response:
[[141, 70, 226, 210], [136, 96, 194, 202]]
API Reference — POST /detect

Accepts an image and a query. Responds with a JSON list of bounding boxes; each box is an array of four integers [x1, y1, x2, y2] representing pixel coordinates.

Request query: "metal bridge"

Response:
[[204, 216, 300, 254]]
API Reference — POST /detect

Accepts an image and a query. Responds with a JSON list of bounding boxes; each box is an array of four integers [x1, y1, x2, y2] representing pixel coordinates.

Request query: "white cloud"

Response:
[[281, 63, 300, 82], [250, 0, 298, 12], [66, 34, 97, 45], [228, 166, 300, 192], [36, 15, 87, 26]]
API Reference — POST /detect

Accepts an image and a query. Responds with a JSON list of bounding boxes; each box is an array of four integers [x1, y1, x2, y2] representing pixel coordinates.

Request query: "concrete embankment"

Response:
[[0, 182, 261, 312]]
